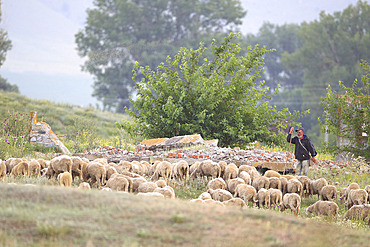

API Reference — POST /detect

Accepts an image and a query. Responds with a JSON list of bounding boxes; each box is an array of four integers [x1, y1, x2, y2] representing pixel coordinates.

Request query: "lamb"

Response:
[[154, 186, 175, 199], [234, 184, 258, 207], [306, 200, 339, 218], [280, 193, 301, 216], [319, 185, 338, 201], [207, 188, 233, 202], [78, 182, 91, 190], [50, 155, 73, 177], [152, 161, 173, 184], [257, 188, 271, 208], [11, 161, 29, 177], [106, 176, 129, 192], [287, 179, 303, 197], [198, 192, 212, 200], [207, 178, 226, 190], [227, 178, 245, 195], [268, 177, 282, 191], [0, 160, 6, 181], [84, 161, 106, 189], [222, 198, 247, 208], [223, 163, 238, 182], [252, 176, 269, 191], [238, 171, 251, 185], [173, 160, 189, 186], [346, 189, 368, 209], [297, 176, 310, 196], [264, 170, 281, 178], [155, 179, 167, 188], [28, 160, 41, 177], [280, 177, 288, 195], [365, 185, 370, 203], [57, 171, 72, 187], [310, 178, 328, 198], [268, 188, 282, 209], [138, 182, 158, 193], [343, 204, 370, 225]]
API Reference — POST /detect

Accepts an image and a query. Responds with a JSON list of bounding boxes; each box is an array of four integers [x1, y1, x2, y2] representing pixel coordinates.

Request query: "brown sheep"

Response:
[[344, 204, 370, 225], [264, 170, 281, 178], [234, 184, 258, 207], [28, 160, 41, 177], [268, 177, 282, 191], [257, 188, 271, 209], [207, 188, 233, 202], [173, 160, 189, 186], [238, 171, 251, 185], [222, 198, 247, 208], [138, 182, 158, 193], [306, 200, 339, 218], [152, 161, 173, 184], [106, 176, 129, 192], [346, 189, 368, 209], [0, 160, 7, 181], [297, 176, 310, 196], [365, 185, 370, 203], [287, 179, 303, 197], [319, 185, 338, 201], [310, 178, 328, 198], [252, 176, 269, 192], [207, 178, 227, 191], [84, 162, 106, 189], [280, 177, 288, 195], [227, 178, 245, 195], [280, 193, 301, 216], [57, 171, 72, 187], [11, 161, 29, 177], [50, 155, 73, 177], [223, 163, 238, 182], [268, 188, 282, 209], [154, 186, 175, 199]]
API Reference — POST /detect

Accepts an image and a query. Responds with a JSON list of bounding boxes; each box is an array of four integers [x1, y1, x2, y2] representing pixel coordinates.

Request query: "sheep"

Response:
[[345, 182, 361, 199], [252, 176, 269, 192], [154, 186, 175, 199], [268, 177, 282, 191], [37, 159, 48, 169], [281, 174, 295, 180], [264, 170, 281, 178], [4, 158, 14, 174], [71, 156, 84, 181], [93, 158, 108, 166], [203, 199, 225, 207], [152, 161, 173, 184], [319, 185, 338, 201], [106, 166, 118, 181], [199, 160, 221, 181], [238, 165, 258, 176], [78, 182, 91, 190], [138, 182, 158, 193], [57, 171, 72, 187], [50, 155, 73, 177], [190, 198, 204, 204], [149, 160, 161, 177], [268, 188, 282, 209], [346, 189, 368, 209], [234, 184, 258, 207], [365, 185, 370, 203], [287, 179, 303, 197], [0, 160, 6, 181], [189, 161, 201, 179], [137, 192, 165, 198], [28, 160, 41, 177], [118, 160, 133, 172], [101, 187, 112, 192], [140, 161, 151, 176], [198, 192, 212, 200], [207, 178, 227, 190], [84, 161, 106, 189], [238, 171, 251, 185], [339, 187, 347, 204], [306, 200, 339, 218], [280, 177, 288, 195], [223, 163, 238, 182], [131, 177, 148, 193], [227, 178, 245, 195], [223, 198, 247, 208], [11, 161, 29, 177], [257, 188, 271, 209], [207, 189, 233, 202], [131, 160, 144, 175], [310, 178, 328, 198], [343, 204, 370, 225], [110, 173, 134, 193], [280, 193, 301, 216], [106, 176, 129, 192], [155, 179, 167, 188], [218, 161, 227, 178], [173, 160, 189, 186], [297, 176, 310, 196], [7, 158, 24, 174]]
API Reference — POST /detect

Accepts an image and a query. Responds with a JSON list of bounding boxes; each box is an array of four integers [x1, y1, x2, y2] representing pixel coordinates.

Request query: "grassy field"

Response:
[[0, 183, 369, 247]]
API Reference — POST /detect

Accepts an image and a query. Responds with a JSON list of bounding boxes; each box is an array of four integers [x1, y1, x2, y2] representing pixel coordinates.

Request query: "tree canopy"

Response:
[[120, 33, 304, 147], [75, 0, 246, 112]]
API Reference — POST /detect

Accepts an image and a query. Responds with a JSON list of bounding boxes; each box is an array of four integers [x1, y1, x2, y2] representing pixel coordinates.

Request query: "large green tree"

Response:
[[76, 0, 246, 112], [121, 33, 304, 147]]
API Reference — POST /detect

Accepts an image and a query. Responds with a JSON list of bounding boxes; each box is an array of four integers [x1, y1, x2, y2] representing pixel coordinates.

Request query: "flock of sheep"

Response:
[[1, 155, 369, 224]]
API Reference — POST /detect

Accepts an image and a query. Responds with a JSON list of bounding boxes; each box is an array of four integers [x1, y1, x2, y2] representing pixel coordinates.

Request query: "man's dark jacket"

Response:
[[287, 134, 317, 161]]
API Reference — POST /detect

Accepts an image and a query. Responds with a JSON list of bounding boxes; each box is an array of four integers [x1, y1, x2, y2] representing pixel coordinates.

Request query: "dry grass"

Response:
[[0, 183, 369, 247]]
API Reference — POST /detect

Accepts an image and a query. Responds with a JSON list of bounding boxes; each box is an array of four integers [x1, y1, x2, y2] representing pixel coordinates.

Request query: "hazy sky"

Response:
[[0, 0, 360, 106]]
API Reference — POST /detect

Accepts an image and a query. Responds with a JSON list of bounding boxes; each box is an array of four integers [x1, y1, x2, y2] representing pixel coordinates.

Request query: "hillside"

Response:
[[0, 91, 128, 138], [0, 183, 368, 247]]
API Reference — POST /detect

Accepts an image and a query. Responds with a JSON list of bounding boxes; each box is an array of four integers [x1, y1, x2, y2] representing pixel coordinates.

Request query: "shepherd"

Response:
[[287, 127, 317, 176]]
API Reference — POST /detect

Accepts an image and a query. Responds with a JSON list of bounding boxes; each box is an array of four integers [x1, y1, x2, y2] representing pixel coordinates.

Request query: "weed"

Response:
[[37, 221, 71, 238], [170, 215, 186, 224]]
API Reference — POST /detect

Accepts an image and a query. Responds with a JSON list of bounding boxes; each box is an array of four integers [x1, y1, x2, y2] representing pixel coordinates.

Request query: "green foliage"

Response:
[[0, 75, 19, 93], [75, 0, 246, 112], [124, 33, 306, 147], [319, 60, 369, 160]]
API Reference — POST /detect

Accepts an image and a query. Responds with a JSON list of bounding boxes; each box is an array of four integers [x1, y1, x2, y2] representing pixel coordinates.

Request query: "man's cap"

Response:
[[295, 127, 305, 132]]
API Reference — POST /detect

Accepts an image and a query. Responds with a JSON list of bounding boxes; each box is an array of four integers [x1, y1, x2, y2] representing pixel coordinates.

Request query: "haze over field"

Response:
[[0, 0, 359, 106]]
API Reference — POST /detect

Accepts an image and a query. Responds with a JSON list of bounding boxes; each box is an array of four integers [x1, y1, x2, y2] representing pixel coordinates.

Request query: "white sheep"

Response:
[[223, 163, 238, 182], [155, 179, 167, 188], [365, 185, 370, 203], [207, 178, 227, 190], [319, 185, 338, 201], [306, 200, 339, 218], [152, 161, 173, 184], [222, 198, 247, 208], [57, 171, 72, 187], [310, 178, 328, 198], [268, 177, 282, 191], [28, 160, 41, 177], [268, 188, 282, 209], [346, 189, 368, 209], [287, 179, 303, 197], [234, 184, 258, 207], [257, 188, 271, 208], [78, 182, 91, 190], [138, 182, 158, 193], [207, 188, 233, 202], [252, 176, 269, 192], [344, 204, 370, 225], [50, 155, 73, 176], [199, 160, 221, 181], [297, 176, 310, 196], [280, 193, 301, 216], [173, 160, 189, 186], [198, 192, 212, 200], [238, 171, 251, 185], [153, 186, 175, 199], [227, 178, 245, 195], [280, 177, 288, 195], [264, 170, 281, 178], [106, 176, 129, 192]]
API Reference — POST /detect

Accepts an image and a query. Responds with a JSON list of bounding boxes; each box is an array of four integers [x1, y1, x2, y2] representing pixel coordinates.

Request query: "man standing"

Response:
[[287, 127, 317, 176]]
